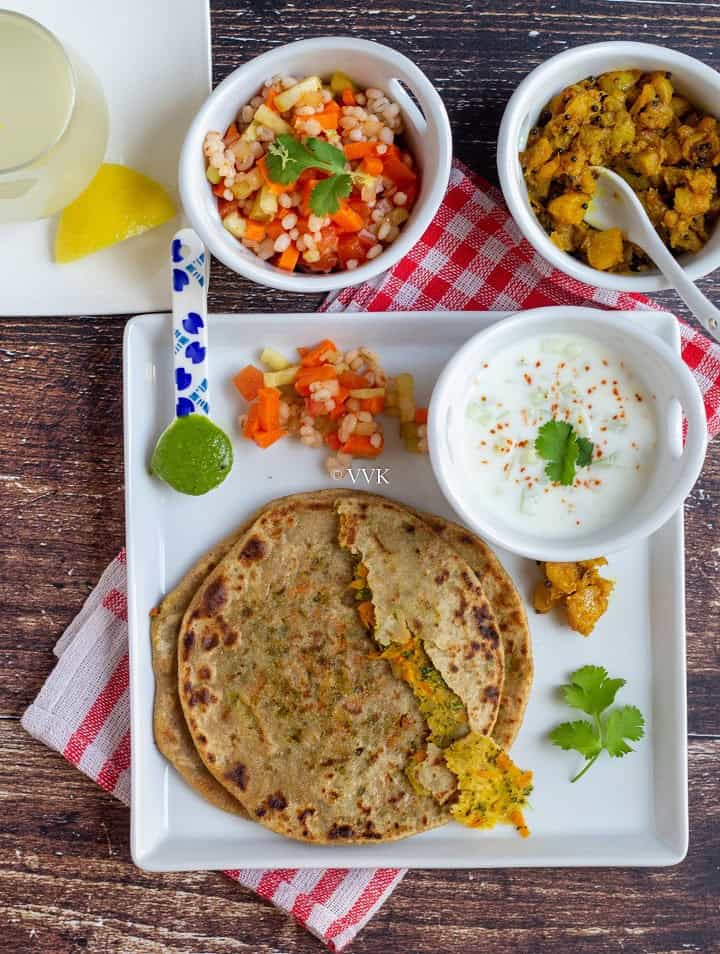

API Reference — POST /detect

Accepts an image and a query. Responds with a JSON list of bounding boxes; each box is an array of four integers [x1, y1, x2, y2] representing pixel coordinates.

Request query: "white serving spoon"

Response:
[[587, 166, 720, 344]]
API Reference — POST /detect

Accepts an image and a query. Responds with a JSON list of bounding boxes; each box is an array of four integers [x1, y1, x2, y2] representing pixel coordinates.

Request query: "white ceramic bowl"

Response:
[[179, 37, 452, 293], [497, 42, 720, 293], [428, 307, 707, 561]]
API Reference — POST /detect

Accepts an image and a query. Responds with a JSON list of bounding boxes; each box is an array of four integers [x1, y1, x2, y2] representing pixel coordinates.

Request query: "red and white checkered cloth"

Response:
[[22, 159, 720, 951]]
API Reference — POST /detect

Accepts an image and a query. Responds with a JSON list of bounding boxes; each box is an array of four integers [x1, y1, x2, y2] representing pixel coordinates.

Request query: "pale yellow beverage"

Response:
[[0, 10, 108, 222]]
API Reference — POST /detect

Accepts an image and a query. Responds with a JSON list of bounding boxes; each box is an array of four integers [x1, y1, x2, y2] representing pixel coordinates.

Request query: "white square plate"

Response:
[[125, 310, 688, 871], [1, 0, 210, 316]]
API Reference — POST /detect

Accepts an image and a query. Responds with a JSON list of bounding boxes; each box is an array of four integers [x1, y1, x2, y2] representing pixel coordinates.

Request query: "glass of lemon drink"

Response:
[[0, 10, 108, 223]]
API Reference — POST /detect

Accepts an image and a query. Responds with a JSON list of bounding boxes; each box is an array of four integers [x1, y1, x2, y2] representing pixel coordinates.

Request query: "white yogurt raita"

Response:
[[462, 333, 658, 538]]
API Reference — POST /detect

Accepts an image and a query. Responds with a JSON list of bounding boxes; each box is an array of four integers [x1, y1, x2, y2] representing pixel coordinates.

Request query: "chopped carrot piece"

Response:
[[257, 156, 291, 195], [361, 396, 385, 414], [339, 370, 369, 390], [264, 89, 278, 112], [341, 87, 356, 106], [331, 203, 364, 233], [343, 141, 376, 160], [277, 245, 300, 271], [294, 364, 337, 396], [325, 431, 342, 450], [253, 427, 286, 449], [243, 402, 261, 439], [257, 386, 281, 431], [361, 156, 383, 177], [315, 110, 339, 130], [212, 181, 227, 197], [341, 434, 383, 458], [383, 143, 402, 162], [234, 365, 264, 401], [300, 338, 338, 367], [266, 219, 284, 240], [383, 156, 417, 188], [415, 407, 428, 425], [244, 221, 266, 243], [223, 123, 240, 146]]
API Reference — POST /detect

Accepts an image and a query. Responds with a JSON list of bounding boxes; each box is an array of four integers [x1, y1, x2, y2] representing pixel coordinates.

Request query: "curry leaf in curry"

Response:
[[550, 665, 645, 782], [535, 419, 594, 486]]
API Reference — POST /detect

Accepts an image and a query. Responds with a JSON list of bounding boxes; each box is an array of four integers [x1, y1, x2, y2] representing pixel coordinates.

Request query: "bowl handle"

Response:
[[387, 78, 427, 137]]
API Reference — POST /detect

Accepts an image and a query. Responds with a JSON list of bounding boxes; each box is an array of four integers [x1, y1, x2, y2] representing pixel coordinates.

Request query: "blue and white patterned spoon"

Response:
[[149, 229, 233, 496], [171, 227, 211, 417]]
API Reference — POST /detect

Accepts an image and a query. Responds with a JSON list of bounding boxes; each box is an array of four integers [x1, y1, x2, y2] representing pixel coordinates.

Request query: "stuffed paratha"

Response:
[[177, 491, 450, 843]]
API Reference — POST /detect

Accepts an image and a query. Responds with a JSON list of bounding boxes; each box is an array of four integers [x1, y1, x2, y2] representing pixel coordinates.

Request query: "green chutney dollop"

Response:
[[150, 413, 233, 496]]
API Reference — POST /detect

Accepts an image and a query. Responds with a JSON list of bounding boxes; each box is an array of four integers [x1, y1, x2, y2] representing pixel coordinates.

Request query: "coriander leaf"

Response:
[[551, 665, 645, 782], [266, 135, 316, 185], [534, 419, 576, 485], [305, 137, 347, 173], [604, 705, 645, 757], [534, 419, 594, 486], [576, 436, 594, 468], [562, 665, 626, 716], [309, 173, 352, 215], [549, 719, 602, 759]]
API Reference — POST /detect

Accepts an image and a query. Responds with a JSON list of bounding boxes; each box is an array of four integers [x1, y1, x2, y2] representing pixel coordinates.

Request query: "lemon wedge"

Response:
[[55, 163, 176, 263]]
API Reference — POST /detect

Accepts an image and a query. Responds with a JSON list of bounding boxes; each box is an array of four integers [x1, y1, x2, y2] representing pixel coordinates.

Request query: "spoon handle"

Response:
[[171, 228, 210, 418], [649, 243, 720, 346]]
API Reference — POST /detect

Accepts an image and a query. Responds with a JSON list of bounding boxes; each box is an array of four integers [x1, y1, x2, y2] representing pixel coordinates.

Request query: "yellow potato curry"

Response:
[[520, 70, 720, 271], [534, 558, 615, 636]]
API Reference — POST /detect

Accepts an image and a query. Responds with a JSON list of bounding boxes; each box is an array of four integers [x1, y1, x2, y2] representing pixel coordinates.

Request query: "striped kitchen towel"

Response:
[[22, 158, 720, 953], [22, 550, 401, 951]]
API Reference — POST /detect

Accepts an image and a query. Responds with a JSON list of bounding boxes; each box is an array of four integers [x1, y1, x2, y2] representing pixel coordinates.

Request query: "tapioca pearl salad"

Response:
[[203, 72, 419, 274], [462, 333, 658, 538]]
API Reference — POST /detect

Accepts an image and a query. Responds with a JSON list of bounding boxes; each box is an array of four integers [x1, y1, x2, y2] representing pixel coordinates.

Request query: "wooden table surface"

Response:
[[2, 1, 719, 951]]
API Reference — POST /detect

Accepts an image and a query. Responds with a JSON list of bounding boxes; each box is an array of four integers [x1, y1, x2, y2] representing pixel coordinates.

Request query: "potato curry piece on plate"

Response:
[[534, 558, 615, 636], [521, 69, 720, 272]]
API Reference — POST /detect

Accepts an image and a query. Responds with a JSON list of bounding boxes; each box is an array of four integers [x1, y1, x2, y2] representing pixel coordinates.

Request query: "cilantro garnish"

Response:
[[550, 665, 645, 782], [265, 135, 355, 215], [535, 419, 594, 486]]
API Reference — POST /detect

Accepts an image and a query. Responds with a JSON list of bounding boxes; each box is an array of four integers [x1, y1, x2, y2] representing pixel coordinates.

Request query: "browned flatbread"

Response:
[[152, 491, 533, 824], [336, 495, 505, 737], [177, 491, 454, 842]]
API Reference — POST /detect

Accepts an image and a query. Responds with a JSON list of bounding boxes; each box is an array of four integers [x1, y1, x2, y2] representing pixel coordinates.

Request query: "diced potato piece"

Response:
[[522, 137, 553, 172], [650, 72, 674, 105], [241, 121, 259, 143], [206, 165, 221, 184], [260, 347, 292, 371], [275, 76, 322, 112], [223, 212, 246, 239], [348, 388, 385, 399], [586, 227, 624, 271], [263, 366, 299, 388], [598, 70, 640, 94], [674, 186, 711, 217], [547, 191, 589, 226], [254, 104, 292, 135], [638, 102, 674, 130], [632, 149, 662, 176], [330, 71, 356, 94], [630, 83, 656, 116], [609, 112, 636, 154]]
